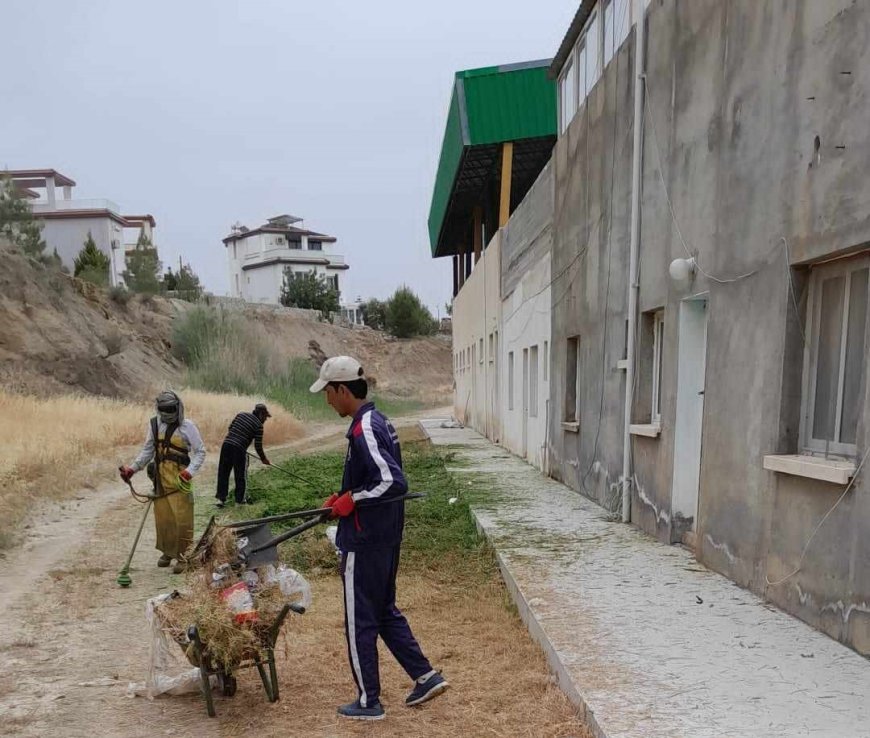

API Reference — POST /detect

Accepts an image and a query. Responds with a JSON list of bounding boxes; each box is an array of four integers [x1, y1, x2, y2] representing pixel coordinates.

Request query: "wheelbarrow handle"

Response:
[[224, 506, 329, 529], [230, 493, 428, 531], [245, 493, 427, 555]]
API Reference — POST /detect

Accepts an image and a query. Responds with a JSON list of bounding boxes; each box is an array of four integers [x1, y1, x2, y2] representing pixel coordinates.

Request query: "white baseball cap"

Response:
[[309, 355, 365, 393]]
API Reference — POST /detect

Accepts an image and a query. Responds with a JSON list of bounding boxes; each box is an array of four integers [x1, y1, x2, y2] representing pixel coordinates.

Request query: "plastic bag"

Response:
[[325, 525, 340, 557], [126, 593, 217, 699], [221, 581, 258, 624], [263, 565, 312, 611]]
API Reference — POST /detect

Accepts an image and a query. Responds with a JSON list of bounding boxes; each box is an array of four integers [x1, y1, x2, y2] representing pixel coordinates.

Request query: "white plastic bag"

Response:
[[126, 592, 216, 699], [263, 565, 312, 611], [325, 525, 340, 557]]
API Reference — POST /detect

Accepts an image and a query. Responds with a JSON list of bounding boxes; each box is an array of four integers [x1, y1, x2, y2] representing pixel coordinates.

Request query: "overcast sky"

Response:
[[2, 1, 575, 314]]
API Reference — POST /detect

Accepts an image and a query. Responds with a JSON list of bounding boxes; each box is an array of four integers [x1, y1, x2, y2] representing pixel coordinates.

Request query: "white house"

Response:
[[223, 214, 348, 305], [6, 168, 157, 287]]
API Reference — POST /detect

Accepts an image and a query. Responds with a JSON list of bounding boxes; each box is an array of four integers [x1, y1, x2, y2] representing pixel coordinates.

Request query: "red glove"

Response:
[[321, 493, 339, 509], [179, 469, 192, 482], [119, 466, 135, 482], [330, 491, 355, 519]]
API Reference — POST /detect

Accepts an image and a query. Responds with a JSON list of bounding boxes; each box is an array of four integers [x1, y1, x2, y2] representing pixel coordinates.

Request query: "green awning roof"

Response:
[[428, 60, 557, 258]]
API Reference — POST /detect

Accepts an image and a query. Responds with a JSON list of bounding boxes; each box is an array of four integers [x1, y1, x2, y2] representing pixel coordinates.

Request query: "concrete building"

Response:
[[429, 61, 556, 450], [433, 0, 870, 658], [6, 169, 157, 286], [546, 0, 870, 655], [222, 214, 348, 305]]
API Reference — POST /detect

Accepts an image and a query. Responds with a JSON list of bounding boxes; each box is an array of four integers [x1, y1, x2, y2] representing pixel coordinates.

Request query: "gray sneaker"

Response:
[[337, 699, 385, 720], [405, 672, 449, 706]]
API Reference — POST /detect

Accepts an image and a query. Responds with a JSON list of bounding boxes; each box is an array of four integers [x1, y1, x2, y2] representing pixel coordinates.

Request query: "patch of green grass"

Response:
[[212, 444, 494, 582]]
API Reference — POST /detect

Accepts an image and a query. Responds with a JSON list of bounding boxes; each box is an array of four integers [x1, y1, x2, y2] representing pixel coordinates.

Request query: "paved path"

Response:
[[421, 419, 870, 738]]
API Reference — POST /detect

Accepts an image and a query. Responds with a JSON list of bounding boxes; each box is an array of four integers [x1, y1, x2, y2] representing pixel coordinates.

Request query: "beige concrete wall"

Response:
[[452, 234, 501, 442]]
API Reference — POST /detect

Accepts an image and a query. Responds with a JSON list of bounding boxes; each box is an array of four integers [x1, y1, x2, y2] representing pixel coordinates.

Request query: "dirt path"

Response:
[[0, 409, 587, 738]]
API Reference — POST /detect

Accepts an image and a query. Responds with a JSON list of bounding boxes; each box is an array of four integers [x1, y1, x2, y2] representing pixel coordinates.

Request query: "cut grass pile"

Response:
[[0, 389, 302, 550]]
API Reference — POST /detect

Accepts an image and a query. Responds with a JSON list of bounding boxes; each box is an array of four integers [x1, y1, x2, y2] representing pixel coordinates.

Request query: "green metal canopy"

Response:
[[428, 60, 557, 258]]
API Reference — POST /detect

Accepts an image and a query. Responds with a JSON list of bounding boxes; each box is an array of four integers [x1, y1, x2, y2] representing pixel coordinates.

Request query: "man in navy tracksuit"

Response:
[[311, 355, 448, 721]]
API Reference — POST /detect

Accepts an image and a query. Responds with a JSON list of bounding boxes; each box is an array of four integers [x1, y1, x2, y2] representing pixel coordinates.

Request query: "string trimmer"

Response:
[[117, 474, 154, 588]]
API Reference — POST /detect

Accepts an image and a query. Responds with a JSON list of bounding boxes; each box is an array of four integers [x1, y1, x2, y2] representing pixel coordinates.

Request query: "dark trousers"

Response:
[[340, 546, 432, 708], [216, 442, 247, 503]]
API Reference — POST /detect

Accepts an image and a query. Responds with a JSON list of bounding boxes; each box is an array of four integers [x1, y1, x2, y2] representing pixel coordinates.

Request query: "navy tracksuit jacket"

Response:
[[338, 402, 432, 707]]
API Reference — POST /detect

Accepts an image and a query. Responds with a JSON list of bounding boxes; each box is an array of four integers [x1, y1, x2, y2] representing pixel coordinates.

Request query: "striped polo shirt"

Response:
[[223, 412, 266, 458]]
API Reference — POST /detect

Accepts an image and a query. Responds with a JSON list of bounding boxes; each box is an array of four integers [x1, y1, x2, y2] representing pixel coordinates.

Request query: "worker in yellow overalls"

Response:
[[120, 391, 206, 574]]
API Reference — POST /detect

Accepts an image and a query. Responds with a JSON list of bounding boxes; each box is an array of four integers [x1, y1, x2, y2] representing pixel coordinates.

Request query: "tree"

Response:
[[122, 232, 161, 294], [175, 263, 203, 302], [162, 267, 178, 291], [385, 286, 438, 338], [0, 176, 49, 262], [444, 301, 453, 317], [279, 269, 339, 318], [74, 231, 111, 286], [360, 298, 387, 331]]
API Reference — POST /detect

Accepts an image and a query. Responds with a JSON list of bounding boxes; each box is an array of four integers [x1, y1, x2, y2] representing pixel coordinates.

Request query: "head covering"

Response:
[[156, 390, 184, 425], [254, 403, 272, 419], [309, 356, 365, 393]]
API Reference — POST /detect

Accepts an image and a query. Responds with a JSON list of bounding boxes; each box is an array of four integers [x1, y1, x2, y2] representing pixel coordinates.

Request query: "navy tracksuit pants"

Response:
[[340, 546, 432, 707]]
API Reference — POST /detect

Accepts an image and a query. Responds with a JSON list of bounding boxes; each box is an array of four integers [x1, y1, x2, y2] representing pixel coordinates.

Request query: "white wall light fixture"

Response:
[[668, 256, 696, 290]]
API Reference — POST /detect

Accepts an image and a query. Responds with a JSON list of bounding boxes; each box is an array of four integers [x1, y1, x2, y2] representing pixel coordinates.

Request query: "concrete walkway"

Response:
[[421, 420, 870, 738]]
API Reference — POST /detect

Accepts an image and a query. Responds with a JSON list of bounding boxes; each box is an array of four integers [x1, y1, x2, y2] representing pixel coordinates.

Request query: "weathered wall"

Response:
[[452, 234, 501, 439], [550, 0, 870, 654], [501, 163, 554, 471], [40, 216, 124, 285]]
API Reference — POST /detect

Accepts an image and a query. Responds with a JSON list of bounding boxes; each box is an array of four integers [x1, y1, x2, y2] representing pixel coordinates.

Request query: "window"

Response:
[[803, 256, 869, 456], [479, 337, 484, 363], [489, 332, 494, 363], [529, 345, 539, 418], [565, 336, 580, 423], [288, 235, 301, 249], [575, 40, 588, 103], [585, 11, 601, 93], [543, 340, 549, 380], [508, 352, 515, 411], [308, 240, 323, 251], [651, 311, 665, 425], [327, 274, 339, 292], [603, 0, 630, 66], [558, 57, 576, 134]]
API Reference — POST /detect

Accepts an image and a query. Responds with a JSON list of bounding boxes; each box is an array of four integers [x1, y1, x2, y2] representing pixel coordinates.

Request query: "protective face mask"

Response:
[[159, 411, 178, 424]]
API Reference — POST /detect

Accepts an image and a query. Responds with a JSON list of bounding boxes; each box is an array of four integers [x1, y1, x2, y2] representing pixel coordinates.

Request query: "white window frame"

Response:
[[651, 310, 665, 426], [800, 255, 869, 458], [558, 56, 575, 134]]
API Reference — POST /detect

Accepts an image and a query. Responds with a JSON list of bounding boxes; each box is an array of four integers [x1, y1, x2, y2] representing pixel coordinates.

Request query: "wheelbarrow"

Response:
[[177, 493, 425, 716], [185, 601, 303, 717]]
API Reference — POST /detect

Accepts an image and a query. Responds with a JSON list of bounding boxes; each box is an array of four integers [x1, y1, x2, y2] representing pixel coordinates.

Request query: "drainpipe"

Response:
[[622, 0, 646, 523]]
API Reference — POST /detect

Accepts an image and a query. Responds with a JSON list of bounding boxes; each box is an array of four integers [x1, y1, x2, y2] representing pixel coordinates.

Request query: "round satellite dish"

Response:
[[669, 257, 696, 287]]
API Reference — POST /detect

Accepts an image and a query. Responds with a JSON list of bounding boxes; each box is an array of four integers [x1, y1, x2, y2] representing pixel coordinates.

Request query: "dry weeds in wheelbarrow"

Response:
[[155, 526, 306, 672]]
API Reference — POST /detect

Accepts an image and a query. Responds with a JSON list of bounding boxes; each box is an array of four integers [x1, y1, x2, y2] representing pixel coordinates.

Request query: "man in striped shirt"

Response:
[[215, 403, 271, 508]]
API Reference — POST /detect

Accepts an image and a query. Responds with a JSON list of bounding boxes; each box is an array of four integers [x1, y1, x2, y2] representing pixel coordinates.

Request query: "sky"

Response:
[[1, 1, 575, 314]]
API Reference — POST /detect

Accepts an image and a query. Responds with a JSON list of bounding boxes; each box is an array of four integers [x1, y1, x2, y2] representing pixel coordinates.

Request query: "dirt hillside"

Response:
[[0, 240, 452, 402]]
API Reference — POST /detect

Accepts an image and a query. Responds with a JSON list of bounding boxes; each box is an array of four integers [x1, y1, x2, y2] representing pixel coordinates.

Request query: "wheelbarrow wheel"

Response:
[[218, 672, 237, 697]]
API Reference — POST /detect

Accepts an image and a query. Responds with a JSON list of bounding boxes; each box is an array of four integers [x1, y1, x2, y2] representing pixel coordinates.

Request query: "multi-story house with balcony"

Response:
[[223, 214, 348, 305], [6, 168, 157, 287]]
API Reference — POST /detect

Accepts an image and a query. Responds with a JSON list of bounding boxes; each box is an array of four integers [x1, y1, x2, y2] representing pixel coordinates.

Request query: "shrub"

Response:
[[109, 285, 132, 305], [123, 233, 161, 294], [384, 286, 437, 338], [74, 232, 110, 286], [360, 298, 387, 331], [279, 270, 339, 319]]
